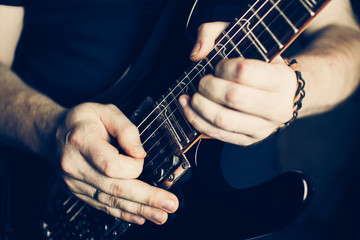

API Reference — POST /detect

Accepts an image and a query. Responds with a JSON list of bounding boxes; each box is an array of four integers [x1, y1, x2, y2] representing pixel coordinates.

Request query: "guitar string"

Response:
[[139, 0, 282, 146], [65, 0, 297, 221], [136, 0, 263, 131], [227, 0, 294, 57]]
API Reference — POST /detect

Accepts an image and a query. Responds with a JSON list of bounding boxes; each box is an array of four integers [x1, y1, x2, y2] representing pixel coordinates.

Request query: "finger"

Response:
[[190, 22, 230, 61], [215, 58, 295, 91], [64, 176, 169, 225], [75, 193, 146, 225], [198, 75, 292, 121], [63, 159, 179, 213], [64, 124, 144, 179], [81, 135, 144, 179], [99, 104, 146, 159], [179, 95, 257, 146], [189, 92, 277, 138]]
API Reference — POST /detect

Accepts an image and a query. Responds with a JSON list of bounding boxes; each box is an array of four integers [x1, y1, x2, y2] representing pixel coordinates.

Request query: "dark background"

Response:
[[0, 0, 360, 239], [270, 1, 360, 238]]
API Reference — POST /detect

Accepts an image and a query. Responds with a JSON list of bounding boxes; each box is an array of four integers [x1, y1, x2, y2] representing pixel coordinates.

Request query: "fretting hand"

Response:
[[180, 22, 298, 146]]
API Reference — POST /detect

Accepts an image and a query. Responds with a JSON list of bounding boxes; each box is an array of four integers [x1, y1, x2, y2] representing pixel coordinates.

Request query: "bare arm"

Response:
[[0, 5, 64, 156], [0, 5, 178, 225], [295, 0, 360, 117], [181, 0, 360, 145]]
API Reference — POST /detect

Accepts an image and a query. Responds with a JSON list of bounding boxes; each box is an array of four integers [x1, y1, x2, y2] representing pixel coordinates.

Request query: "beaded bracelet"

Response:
[[279, 59, 305, 128]]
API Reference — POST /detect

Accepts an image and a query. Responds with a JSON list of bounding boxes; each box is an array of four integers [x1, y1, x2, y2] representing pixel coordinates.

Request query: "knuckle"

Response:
[[214, 114, 226, 129], [225, 87, 241, 107], [105, 103, 120, 113], [102, 159, 116, 177], [215, 59, 227, 75], [198, 76, 207, 92], [190, 93, 200, 107], [67, 129, 83, 147], [130, 162, 143, 179], [235, 60, 250, 81], [62, 176, 75, 190], [121, 122, 139, 136], [100, 205, 111, 216], [60, 157, 74, 175], [137, 204, 145, 216], [120, 210, 130, 221], [108, 181, 124, 197], [108, 195, 119, 208], [146, 188, 162, 206]]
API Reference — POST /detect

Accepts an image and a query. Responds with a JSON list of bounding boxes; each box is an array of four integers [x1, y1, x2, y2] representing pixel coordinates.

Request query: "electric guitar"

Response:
[[40, 0, 331, 239]]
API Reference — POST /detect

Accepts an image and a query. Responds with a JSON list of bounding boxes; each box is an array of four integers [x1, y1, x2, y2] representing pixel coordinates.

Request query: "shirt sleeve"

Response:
[[0, 0, 23, 6]]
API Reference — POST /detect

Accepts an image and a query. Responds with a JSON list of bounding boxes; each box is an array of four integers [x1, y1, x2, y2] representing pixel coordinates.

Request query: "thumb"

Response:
[[190, 22, 230, 62], [99, 104, 146, 159]]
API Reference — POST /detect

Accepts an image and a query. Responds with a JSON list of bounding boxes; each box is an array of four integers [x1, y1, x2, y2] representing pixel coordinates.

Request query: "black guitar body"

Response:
[[125, 140, 313, 240]]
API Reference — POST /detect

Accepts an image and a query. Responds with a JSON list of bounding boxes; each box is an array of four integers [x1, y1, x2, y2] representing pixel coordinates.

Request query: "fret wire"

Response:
[[204, 57, 214, 71], [299, 0, 315, 16], [269, 0, 298, 33], [237, 18, 269, 54], [185, 75, 198, 93], [236, 19, 270, 62], [239, 0, 295, 59], [249, 6, 284, 49], [214, 45, 228, 59], [223, 31, 245, 57], [225, 0, 282, 59]]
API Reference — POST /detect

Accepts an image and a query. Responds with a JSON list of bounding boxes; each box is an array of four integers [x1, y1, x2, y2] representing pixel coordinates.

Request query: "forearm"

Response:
[[294, 25, 360, 118], [0, 62, 66, 158]]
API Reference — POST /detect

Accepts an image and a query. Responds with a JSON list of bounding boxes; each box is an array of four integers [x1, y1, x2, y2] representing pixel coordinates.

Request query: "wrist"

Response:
[[21, 92, 68, 160]]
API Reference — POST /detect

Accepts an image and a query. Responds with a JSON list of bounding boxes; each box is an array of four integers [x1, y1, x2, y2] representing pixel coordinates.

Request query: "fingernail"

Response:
[[162, 200, 176, 212], [190, 43, 201, 57], [178, 96, 188, 108], [151, 210, 166, 224], [133, 215, 145, 225]]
